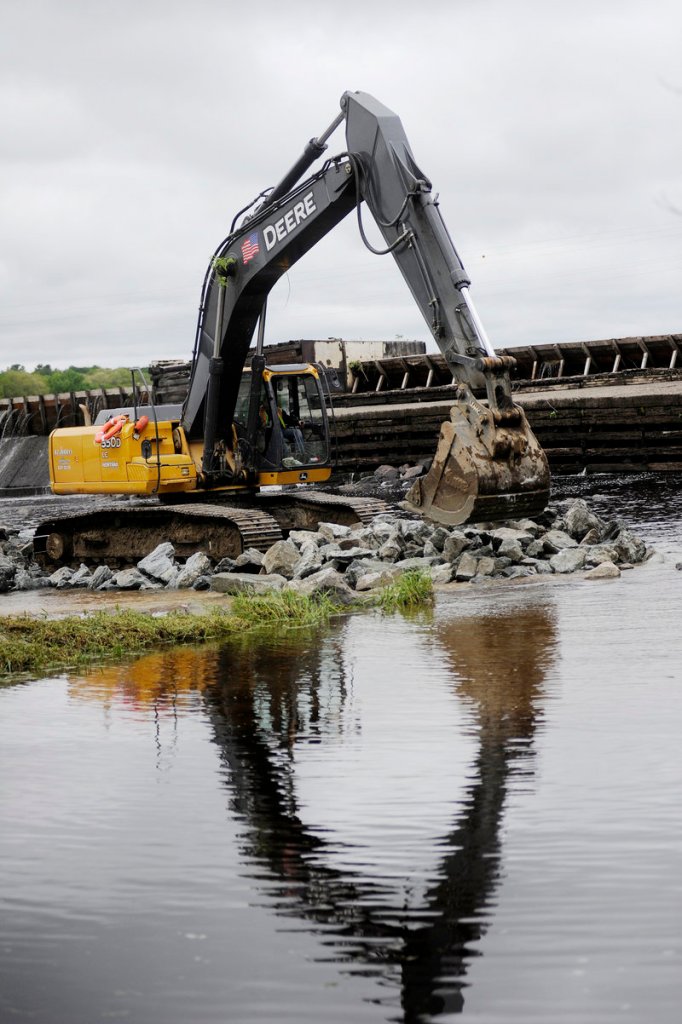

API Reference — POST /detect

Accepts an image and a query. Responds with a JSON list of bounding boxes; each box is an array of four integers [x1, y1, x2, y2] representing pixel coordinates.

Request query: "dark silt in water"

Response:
[[1, 475, 681, 1022]]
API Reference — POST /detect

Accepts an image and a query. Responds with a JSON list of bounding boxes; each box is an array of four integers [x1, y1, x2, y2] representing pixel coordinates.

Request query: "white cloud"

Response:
[[1, 0, 681, 368]]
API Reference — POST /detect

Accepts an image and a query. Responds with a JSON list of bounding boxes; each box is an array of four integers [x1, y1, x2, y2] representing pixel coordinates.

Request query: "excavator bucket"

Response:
[[403, 391, 550, 527]]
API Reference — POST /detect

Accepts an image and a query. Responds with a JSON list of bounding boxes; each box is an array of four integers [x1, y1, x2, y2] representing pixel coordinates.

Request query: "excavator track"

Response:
[[32, 493, 392, 570], [254, 490, 393, 531], [32, 502, 283, 570]]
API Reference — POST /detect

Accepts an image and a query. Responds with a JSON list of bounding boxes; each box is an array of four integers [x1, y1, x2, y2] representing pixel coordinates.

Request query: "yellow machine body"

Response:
[[49, 415, 331, 497]]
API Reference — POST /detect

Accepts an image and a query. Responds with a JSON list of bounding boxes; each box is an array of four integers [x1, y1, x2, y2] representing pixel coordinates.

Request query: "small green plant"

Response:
[[212, 255, 237, 285], [376, 570, 434, 612], [348, 358, 368, 381]]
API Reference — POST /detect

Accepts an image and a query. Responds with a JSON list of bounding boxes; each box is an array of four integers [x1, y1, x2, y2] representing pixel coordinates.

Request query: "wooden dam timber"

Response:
[[330, 371, 682, 475], [1, 336, 681, 486]]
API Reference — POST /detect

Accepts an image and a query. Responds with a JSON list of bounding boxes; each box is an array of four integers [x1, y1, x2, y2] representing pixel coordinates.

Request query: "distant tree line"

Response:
[[0, 364, 145, 398]]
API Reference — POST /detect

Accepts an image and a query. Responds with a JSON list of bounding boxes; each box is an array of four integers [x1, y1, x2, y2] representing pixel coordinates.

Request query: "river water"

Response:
[[1, 476, 681, 1023]]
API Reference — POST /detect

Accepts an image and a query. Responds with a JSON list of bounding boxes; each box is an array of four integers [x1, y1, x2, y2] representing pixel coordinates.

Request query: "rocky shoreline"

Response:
[[0, 497, 650, 601]]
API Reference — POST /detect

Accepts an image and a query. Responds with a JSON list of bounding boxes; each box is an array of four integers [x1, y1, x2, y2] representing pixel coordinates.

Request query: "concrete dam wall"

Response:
[[0, 437, 50, 495]]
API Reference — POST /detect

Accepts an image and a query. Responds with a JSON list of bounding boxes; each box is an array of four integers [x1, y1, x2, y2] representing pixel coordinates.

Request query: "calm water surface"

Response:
[[1, 476, 681, 1023]]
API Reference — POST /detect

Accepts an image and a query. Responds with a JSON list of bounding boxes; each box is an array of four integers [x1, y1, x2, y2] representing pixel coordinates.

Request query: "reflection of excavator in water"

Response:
[[72, 600, 557, 1017], [37, 91, 549, 566]]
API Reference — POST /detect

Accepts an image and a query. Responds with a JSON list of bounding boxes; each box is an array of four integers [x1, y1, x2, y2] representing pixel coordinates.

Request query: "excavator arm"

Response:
[[184, 91, 549, 524]]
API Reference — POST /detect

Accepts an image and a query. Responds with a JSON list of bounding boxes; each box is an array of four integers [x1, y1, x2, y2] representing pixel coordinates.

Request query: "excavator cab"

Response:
[[234, 364, 333, 486]]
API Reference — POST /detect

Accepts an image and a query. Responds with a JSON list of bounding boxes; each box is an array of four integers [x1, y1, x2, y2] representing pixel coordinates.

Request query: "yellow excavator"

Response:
[[37, 91, 549, 566]]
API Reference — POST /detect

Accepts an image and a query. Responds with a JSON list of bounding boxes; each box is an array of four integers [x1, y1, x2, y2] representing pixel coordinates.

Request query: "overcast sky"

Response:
[[2, 0, 681, 369]]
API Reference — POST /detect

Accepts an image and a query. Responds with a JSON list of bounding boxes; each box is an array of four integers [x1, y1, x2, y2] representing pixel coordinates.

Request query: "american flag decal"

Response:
[[241, 232, 260, 264]]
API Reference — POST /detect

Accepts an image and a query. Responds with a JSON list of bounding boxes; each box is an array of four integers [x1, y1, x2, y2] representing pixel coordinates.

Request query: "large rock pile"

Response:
[[0, 499, 650, 598]]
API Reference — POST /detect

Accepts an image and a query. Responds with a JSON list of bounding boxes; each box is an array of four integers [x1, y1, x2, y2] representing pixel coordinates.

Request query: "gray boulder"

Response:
[[583, 543, 620, 566], [613, 528, 647, 564], [13, 569, 50, 591], [496, 537, 524, 562], [48, 566, 74, 588], [317, 522, 352, 543], [502, 565, 536, 579], [455, 552, 478, 582], [235, 547, 265, 573], [374, 464, 399, 482], [89, 565, 114, 589], [561, 499, 605, 541], [505, 518, 542, 537], [288, 529, 322, 548], [397, 519, 432, 544], [543, 529, 578, 553], [0, 555, 17, 592], [175, 551, 212, 589], [192, 575, 212, 591], [289, 566, 355, 604], [370, 519, 397, 542], [213, 556, 237, 574], [292, 544, 324, 580], [355, 569, 397, 591], [262, 539, 300, 578], [210, 572, 286, 595], [345, 558, 398, 589], [393, 556, 437, 573], [525, 539, 546, 559], [137, 542, 177, 584], [580, 527, 603, 546], [377, 536, 404, 562], [333, 534, 371, 551], [346, 526, 381, 550], [491, 527, 534, 547], [474, 556, 496, 578], [430, 563, 454, 584], [550, 548, 587, 574], [68, 564, 93, 588], [443, 532, 469, 562], [585, 561, 621, 580], [428, 526, 451, 552], [111, 568, 148, 590], [318, 544, 376, 566]]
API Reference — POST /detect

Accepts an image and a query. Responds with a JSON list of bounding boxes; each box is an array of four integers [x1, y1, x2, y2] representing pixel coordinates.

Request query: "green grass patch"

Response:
[[376, 569, 434, 612], [231, 588, 338, 629], [0, 608, 235, 678], [0, 574, 434, 681], [0, 590, 338, 680]]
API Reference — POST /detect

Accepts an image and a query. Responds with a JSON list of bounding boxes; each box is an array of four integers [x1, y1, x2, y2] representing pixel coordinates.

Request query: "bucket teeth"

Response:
[[404, 400, 550, 527]]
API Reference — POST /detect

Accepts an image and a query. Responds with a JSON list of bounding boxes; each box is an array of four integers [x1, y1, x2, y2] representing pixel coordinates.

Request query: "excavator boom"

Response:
[[187, 90, 549, 524]]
